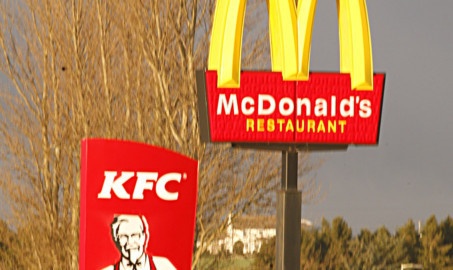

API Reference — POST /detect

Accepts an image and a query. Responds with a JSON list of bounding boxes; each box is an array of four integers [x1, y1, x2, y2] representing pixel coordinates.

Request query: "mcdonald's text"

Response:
[[217, 94, 372, 118]]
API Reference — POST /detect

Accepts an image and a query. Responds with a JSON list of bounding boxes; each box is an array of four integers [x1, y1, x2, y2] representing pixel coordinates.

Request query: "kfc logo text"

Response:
[[98, 171, 187, 201]]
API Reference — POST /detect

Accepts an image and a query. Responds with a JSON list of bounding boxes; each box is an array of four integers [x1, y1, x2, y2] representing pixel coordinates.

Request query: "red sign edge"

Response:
[[79, 138, 199, 269], [375, 73, 387, 145], [196, 70, 386, 148], [79, 139, 88, 269], [196, 70, 212, 143]]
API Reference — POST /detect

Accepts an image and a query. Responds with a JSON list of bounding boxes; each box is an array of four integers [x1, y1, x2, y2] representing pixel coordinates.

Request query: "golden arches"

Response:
[[339, 0, 374, 90], [209, 0, 374, 90], [208, 0, 247, 88], [267, 0, 317, 81]]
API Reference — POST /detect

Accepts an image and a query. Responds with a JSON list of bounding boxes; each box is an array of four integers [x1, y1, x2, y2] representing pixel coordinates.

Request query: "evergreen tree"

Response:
[[347, 229, 375, 269], [440, 216, 453, 259], [317, 218, 333, 268], [323, 217, 352, 269], [394, 219, 420, 264], [358, 228, 373, 244], [421, 215, 451, 269], [254, 215, 453, 269], [369, 226, 398, 269], [300, 228, 325, 269]]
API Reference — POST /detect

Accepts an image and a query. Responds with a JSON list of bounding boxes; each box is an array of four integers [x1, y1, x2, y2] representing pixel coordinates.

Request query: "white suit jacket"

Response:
[[101, 255, 176, 270]]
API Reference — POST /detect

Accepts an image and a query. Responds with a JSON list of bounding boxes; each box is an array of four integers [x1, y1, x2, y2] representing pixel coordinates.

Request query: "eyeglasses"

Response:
[[117, 232, 144, 244]]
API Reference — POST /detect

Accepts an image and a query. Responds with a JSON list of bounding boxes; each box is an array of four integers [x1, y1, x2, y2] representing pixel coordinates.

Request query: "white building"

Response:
[[206, 215, 312, 255]]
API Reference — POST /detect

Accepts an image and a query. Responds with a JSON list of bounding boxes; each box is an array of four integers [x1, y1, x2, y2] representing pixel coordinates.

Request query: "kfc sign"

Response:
[[97, 171, 187, 200], [197, 0, 385, 145], [79, 139, 198, 270]]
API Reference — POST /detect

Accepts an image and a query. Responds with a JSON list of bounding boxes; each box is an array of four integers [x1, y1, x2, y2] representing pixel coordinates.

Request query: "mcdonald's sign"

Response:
[[197, 0, 385, 145]]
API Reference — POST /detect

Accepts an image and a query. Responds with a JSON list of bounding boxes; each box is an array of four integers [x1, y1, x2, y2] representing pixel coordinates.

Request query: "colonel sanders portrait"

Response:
[[102, 214, 176, 270]]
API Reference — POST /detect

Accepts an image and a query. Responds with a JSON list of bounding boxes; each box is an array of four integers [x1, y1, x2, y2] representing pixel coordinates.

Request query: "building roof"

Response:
[[233, 215, 313, 230]]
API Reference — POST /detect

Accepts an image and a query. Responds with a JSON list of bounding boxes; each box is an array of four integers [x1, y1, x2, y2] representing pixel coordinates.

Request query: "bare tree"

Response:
[[0, 0, 320, 269]]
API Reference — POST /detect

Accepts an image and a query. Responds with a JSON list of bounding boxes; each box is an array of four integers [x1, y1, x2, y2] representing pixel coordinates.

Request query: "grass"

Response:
[[199, 254, 258, 269]]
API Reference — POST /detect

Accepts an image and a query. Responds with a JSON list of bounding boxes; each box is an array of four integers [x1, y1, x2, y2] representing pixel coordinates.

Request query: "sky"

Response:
[[301, 0, 453, 234], [1, 0, 451, 236]]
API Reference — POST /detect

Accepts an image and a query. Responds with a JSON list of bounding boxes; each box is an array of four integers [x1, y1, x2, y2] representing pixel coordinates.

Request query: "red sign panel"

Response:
[[79, 139, 198, 270], [203, 71, 385, 144]]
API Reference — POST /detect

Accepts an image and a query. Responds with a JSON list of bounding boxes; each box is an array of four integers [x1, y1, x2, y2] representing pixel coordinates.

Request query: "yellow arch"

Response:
[[267, 0, 317, 81], [268, 0, 299, 80], [208, 0, 247, 88], [208, 0, 230, 72], [297, 0, 318, 81], [339, 0, 374, 90]]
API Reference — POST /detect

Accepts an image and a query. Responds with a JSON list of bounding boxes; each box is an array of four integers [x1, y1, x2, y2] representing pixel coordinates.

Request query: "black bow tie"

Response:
[[128, 261, 142, 270]]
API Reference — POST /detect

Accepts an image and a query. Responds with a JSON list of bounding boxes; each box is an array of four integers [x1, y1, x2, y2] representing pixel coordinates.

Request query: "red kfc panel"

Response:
[[80, 139, 198, 270], [204, 71, 385, 144]]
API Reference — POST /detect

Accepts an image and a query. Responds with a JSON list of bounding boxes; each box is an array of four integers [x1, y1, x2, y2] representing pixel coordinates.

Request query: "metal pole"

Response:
[[276, 150, 302, 270]]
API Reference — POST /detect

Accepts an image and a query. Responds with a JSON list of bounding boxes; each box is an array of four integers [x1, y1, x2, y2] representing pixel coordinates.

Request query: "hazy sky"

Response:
[[301, 0, 453, 233], [1, 0, 450, 235]]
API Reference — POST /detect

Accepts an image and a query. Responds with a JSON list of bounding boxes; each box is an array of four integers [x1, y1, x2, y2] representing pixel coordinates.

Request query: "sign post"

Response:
[[198, 0, 386, 269], [276, 150, 301, 270]]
